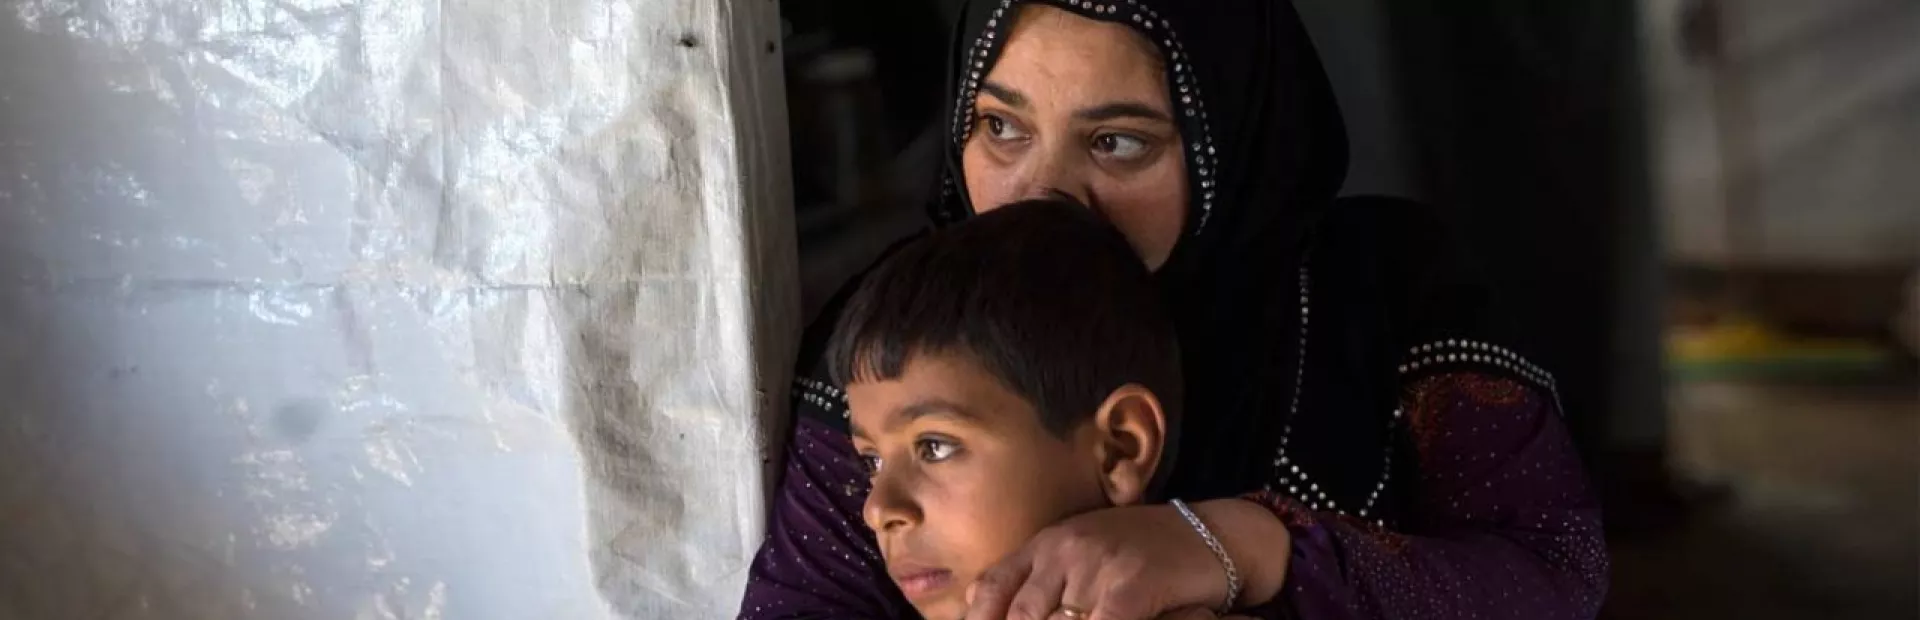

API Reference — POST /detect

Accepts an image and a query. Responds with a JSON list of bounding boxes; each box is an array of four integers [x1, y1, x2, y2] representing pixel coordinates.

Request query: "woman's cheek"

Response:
[[1136, 159, 1190, 267], [1098, 180, 1185, 268], [962, 148, 1017, 212]]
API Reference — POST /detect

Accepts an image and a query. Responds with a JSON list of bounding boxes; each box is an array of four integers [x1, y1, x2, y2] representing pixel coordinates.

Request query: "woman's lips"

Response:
[[892, 567, 955, 600]]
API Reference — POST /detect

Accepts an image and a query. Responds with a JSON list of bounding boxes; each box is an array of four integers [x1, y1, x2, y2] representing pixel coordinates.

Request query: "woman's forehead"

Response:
[[984, 5, 1169, 110], [1002, 4, 1162, 67]]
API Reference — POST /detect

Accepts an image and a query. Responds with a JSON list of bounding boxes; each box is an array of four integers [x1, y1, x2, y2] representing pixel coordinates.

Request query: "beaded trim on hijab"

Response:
[[945, 0, 1221, 235], [1267, 259, 1383, 520]]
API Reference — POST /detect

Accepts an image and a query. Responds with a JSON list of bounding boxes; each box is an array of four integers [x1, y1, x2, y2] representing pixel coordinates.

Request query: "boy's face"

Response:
[[848, 352, 1111, 620]]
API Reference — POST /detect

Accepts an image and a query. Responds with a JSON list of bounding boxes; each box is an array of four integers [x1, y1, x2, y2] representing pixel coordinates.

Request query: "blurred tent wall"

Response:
[[0, 0, 794, 617], [1644, 0, 1919, 269], [1643, 0, 1919, 343], [1621, 3, 1919, 618]]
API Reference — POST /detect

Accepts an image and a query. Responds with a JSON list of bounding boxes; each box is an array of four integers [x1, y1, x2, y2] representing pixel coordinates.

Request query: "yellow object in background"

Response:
[[1670, 316, 1895, 380]]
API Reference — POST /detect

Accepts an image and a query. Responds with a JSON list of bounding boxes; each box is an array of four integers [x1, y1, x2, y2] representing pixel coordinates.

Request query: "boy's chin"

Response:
[[913, 595, 969, 620]]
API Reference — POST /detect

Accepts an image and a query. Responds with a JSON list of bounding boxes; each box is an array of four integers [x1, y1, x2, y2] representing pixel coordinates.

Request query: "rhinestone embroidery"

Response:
[[794, 377, 849, 418], [1398, 339, 1563, 409], [1268, 262, 1344, 515], [1360, 411, 1396, 519], [1262, 256, 1407, 527]]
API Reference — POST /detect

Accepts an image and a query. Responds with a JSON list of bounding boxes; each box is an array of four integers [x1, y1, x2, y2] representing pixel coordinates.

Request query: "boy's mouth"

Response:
[[889, 563, 956, 601]]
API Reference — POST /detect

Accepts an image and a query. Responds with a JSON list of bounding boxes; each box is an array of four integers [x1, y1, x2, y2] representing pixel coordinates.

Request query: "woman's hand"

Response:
[[963, 500, 1291, 620]]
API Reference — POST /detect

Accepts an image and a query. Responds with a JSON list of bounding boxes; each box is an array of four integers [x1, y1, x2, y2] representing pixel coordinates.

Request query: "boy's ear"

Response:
[[1090, 384, 1168, 506]]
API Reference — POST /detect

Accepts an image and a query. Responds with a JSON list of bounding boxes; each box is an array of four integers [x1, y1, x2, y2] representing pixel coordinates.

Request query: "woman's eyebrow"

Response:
[[1074, 101, 1172, 123], [979, 81, 1029, 108]]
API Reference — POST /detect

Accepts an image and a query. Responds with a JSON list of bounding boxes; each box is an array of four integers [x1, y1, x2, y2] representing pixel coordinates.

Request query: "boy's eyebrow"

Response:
[[896, 398, 977, 425], [850, 397, 979, 440]]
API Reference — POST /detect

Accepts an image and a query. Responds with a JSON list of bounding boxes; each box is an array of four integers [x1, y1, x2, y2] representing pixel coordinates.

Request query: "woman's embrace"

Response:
[[741, 1, 1608, 618]]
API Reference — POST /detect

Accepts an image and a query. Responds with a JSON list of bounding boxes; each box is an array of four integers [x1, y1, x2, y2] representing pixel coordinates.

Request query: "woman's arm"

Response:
[[739, 411, 910, 619], [958, 370, 1605, 620], [1235, 372, 1608, 619]]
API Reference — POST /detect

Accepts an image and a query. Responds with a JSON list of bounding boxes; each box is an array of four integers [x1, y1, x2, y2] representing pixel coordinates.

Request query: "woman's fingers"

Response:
[[965, 546, 1034, 620], [1003, 559, 1066, 620], [1038, 559, 1108, 620], [974, 532, 1110, 620], [971, 506, 1207, 620], [1084, 559, 1159, 620]]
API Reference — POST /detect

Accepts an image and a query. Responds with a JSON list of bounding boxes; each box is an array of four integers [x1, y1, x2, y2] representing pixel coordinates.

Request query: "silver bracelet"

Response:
[[1170, 498, 1242, 613]]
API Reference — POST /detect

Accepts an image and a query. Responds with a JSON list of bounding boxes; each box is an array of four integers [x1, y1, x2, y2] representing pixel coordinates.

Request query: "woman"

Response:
[[743, 1, 1608, 618]]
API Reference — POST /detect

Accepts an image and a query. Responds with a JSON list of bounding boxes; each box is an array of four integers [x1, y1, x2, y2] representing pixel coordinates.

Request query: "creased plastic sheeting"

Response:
[[0, 0, 794, 617]]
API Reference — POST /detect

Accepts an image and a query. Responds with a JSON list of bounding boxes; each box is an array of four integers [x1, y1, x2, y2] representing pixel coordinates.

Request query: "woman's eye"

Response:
[[979, 114, 1027, 142], [857, 453, 881, 477], [1093, 133, 1150, 160], [915, 438, 958, 462]]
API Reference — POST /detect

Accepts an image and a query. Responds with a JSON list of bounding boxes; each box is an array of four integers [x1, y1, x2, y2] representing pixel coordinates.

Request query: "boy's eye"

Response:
[[858, 453, 881, 477], [915, 438, 958, 462]]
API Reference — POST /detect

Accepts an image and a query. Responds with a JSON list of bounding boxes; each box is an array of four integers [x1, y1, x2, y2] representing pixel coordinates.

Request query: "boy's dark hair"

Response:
[[827, 199, 1183, 444]]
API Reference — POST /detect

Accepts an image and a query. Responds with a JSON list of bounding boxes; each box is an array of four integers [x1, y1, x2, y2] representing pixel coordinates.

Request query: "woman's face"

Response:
[[962, 5, 1188, 270]]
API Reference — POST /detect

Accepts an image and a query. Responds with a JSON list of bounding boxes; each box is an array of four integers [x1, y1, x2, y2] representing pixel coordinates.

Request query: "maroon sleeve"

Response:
[[1243, 372, 1608, 620], [739, 414, 911, 619]]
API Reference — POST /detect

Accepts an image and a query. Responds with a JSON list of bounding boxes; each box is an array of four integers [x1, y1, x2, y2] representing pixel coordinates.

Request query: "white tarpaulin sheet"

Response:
[[0, 0, 794, 617]]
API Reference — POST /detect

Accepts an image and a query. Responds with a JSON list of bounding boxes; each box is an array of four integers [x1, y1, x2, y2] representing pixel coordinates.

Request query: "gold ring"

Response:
[[1058, 606, 1091, 620]]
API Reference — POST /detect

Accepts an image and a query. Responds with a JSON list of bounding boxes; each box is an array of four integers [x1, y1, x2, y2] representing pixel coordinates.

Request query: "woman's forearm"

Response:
[[1190, 498, 1293, 610]]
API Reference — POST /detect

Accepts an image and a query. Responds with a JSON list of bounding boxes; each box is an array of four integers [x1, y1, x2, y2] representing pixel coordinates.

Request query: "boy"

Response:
[[826, 200, 1184, 619]]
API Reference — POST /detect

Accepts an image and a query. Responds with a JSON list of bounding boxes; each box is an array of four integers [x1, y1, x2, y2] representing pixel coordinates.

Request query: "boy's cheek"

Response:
[[940, 505, 1052, 575], [905, 449, 1094, 612], [910, 511, 1056, 619]]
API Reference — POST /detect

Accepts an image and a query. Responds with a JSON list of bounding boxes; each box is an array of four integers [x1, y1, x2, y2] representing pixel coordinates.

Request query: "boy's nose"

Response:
[[862, 470, 923, 534]]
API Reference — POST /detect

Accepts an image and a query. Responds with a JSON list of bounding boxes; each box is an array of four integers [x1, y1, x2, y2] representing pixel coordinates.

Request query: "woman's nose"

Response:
[[861, 468, 922, 534], [1015, 144, 1093, 208]]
